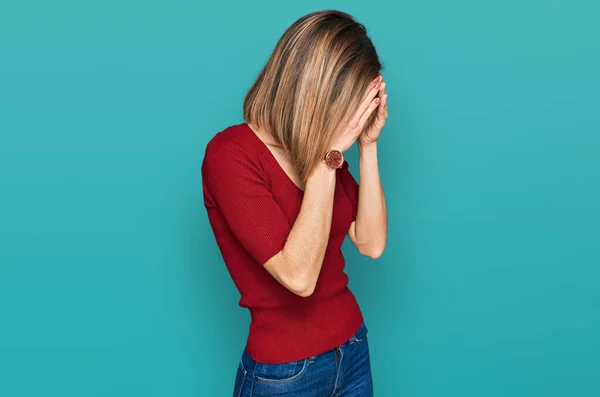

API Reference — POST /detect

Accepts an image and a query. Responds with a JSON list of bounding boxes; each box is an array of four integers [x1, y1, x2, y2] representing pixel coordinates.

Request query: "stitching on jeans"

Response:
[[349, 324, 368, 345], [236, 360, 247, 397], [249, 358, 257, 396], [289, 360, 297, 378], [331, 347, 343, 397], [253, 358, 310, 385]]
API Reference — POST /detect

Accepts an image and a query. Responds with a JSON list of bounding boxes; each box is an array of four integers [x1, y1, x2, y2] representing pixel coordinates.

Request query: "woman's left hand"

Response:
[[358, 74, 388, 147]]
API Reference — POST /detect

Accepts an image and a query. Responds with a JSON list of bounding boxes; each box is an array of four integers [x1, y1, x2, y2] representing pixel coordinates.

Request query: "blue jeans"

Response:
[[233, 322, 373, 396]]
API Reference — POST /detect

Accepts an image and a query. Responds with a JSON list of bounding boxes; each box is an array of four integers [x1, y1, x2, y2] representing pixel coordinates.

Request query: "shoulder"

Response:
[[202, 124, 264, 177], [204, 124, 255, 160]]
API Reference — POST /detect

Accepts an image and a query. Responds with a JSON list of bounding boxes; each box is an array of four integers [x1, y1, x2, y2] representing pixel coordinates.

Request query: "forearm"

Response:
[[281, 162, 336, 295], [355, 142, 387, 256]]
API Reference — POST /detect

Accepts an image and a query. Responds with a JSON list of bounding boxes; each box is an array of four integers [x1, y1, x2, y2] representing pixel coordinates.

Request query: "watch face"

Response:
[[325, 150, 343, 169]]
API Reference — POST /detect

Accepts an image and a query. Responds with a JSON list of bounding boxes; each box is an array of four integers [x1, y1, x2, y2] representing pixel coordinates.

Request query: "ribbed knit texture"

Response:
[[201, 123, 364, 364]]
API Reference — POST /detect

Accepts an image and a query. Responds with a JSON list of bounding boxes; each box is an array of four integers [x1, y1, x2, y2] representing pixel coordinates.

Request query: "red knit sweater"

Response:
[[201, 122, 364, 364]]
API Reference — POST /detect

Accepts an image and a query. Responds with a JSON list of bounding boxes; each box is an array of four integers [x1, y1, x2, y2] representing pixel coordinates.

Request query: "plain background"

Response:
[[1, 1, 599, 396]]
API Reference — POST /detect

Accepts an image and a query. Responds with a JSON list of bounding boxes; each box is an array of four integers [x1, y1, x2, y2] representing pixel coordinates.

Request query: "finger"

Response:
[[378, 92, 388, 117], [378, 81, 386, 99], [358, 97, 380, 128], [356, 75, 381, 111], [378, 93, 388, 121], [374, 93, 387, 125], [375, 80, 386, 117], [378, 81, 386, 103], [353, 79, 381, 126], [360, 76, 380, 102]]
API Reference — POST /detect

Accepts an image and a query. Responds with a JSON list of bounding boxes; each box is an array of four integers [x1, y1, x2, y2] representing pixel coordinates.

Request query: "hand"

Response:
[[331, 75, 383, 153], [359, 74, 388, 147]]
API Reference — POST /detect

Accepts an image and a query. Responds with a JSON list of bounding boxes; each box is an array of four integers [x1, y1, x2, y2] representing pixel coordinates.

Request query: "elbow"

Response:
[[295, 285, 316, 298], [290, 278, 316, 297], [359, 243, 386, 259], [286, 273, 316, 298], [276, 254, 317, 297]]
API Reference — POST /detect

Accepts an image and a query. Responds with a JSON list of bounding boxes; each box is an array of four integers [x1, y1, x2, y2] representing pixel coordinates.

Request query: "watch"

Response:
[[323, 149, 344, 170]]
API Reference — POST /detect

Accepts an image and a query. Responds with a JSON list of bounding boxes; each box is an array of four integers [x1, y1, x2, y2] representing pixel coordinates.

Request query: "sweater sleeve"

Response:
[[201, 135, 291, 266], [339, 160, 360, 222]]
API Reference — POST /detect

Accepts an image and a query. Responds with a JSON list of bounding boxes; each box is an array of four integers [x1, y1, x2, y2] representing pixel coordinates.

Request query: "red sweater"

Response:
[[201, 122, 364, 364]]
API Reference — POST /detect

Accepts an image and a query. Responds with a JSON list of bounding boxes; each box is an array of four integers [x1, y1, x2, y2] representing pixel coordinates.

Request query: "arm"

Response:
[[265, 161, 336, 297], [202, 137, 336, 298], [347, 141, 388, 258]]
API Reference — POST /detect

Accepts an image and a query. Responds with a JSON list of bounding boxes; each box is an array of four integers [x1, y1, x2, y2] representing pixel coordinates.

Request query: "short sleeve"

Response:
[[339, 160, 359, 221], [201, 134, 292, 266]]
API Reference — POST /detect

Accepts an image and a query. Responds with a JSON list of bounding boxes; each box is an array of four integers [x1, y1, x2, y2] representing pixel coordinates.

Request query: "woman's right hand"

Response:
[[331, 74, 382, 153]]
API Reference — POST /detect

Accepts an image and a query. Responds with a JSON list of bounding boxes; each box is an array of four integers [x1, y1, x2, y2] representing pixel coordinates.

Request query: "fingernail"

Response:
[[375, 97, 380, 104], [375, 81, 381, 89]]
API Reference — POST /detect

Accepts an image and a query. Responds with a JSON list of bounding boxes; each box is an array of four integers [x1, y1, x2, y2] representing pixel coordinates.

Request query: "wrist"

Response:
[[306, 160, 336, 184], [358, 140, 378, 154]]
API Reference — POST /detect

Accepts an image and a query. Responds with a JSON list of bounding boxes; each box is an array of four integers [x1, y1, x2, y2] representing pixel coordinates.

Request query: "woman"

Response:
[[201, 9, 388, 396]]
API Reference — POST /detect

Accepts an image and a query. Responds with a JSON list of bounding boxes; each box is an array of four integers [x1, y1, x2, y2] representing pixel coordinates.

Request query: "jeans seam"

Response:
[[331, 346, 344, 397], [249, 358, 257, 396], [236, 360, 247, 397]]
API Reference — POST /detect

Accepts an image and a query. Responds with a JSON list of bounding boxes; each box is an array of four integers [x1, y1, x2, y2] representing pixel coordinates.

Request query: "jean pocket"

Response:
[[349, 322, 368, 345], [253, 356, 314, 385]]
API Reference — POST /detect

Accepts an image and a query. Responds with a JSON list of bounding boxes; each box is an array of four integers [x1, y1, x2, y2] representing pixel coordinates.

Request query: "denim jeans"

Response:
[[233, 322, 373, 396]]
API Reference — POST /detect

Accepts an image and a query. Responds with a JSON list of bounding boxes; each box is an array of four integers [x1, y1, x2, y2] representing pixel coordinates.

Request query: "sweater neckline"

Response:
[[241, 122, 305, 194]]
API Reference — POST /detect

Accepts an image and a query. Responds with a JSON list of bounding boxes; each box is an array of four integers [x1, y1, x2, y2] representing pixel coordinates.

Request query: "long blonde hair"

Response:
[[243, 9, 382, 182]]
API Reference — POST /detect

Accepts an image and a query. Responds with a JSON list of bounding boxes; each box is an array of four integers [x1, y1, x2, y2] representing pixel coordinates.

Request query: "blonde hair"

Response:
[[243, 9, 382, 182]]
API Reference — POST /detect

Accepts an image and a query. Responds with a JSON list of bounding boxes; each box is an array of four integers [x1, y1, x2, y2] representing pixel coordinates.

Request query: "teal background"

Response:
[[1, 0, 599, 396]]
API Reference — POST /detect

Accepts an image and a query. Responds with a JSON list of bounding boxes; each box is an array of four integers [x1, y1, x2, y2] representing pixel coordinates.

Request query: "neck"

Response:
[[248, 122, 284, 148]]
